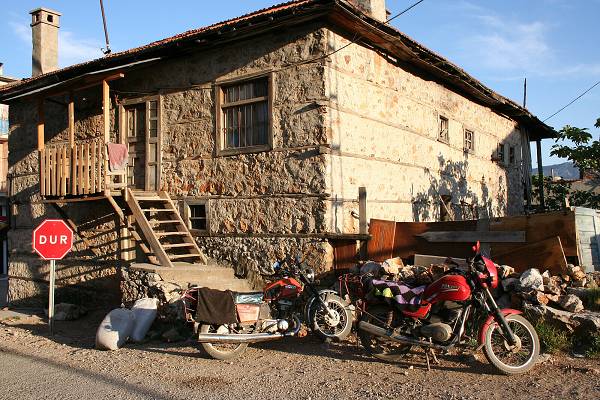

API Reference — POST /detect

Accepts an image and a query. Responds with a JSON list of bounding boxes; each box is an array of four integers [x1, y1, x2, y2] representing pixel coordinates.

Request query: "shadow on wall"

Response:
[[411, 154, 508, 222]]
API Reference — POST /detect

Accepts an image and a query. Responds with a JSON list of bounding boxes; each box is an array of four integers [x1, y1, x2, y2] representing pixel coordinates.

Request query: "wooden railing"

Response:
[[40, 138, 106, 197]]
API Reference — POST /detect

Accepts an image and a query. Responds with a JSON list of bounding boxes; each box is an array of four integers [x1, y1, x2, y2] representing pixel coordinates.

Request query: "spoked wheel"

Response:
[[358, 306, 411, 362], [199, 324, 248, 360], [310, 294, 353, 342], [482, 314, 539, 375]]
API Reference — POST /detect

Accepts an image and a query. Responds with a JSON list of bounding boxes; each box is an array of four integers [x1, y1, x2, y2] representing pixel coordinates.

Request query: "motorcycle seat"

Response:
[[233, 292, 264, 304]]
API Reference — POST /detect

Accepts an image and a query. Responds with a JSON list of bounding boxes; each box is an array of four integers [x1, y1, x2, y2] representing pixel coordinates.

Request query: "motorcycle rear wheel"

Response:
[[358, 306, 412, 362], [199, 324, 248, 360], [482, 314, 539, 375]]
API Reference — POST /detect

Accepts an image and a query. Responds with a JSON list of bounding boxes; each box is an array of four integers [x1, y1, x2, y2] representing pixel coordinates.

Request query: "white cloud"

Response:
[[455, 3, 600, 79], [10, 20, 102, 68]]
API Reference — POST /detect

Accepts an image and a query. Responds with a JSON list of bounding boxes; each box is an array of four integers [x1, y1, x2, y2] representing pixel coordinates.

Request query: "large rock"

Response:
[[519, 268, 544, 291], [558, 294, 584, 313], [524, 303, 600, 335]]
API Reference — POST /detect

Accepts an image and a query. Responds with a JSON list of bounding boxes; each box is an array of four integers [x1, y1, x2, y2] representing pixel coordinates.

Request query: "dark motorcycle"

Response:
[[184, 256, 352, 360], [357, 242, 540, 374]]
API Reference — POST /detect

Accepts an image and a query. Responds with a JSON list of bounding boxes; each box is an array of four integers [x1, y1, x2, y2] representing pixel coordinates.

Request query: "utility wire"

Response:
[[543, 80, 600, 123]]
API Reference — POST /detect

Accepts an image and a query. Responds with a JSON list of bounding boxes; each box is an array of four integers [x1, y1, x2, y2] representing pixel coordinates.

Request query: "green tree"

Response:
[[533, 118, 600, 210]]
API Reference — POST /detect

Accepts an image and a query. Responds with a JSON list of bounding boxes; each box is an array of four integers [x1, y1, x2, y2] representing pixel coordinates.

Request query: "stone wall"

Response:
[[6, 24, 333, 304], [323, 30, 527, 233]]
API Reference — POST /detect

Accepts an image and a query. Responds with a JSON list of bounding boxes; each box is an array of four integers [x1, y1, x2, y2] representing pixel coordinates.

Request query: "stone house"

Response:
[[0, 0, 554, 306]]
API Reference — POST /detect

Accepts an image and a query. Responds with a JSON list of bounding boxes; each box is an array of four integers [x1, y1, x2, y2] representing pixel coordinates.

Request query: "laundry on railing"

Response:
[[107, 143, 128, 172]]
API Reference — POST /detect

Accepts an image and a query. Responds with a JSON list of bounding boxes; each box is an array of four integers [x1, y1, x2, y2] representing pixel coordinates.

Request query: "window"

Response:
[[185, 201, 208, 231], [497, 143, 505, 163], [438, 116, 449, 142], [47, 15, 54, 23], [219, 77, 270, 154], [509, 146, 515, 164], [464, 129, 475, 152]]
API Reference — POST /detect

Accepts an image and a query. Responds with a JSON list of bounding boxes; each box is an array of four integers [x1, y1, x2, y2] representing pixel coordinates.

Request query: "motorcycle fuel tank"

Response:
[[263, 277, 302, 301], [423, 274, 471, 304]]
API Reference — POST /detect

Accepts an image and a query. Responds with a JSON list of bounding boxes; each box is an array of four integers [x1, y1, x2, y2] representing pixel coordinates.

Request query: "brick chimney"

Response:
[[348, 0, 387, 22], [30, 7, 61, 77]]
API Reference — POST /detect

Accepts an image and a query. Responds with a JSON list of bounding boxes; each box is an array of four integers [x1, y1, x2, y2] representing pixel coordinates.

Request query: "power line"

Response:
[[543, 80, 600, 123], [385, 0, 425, 25]]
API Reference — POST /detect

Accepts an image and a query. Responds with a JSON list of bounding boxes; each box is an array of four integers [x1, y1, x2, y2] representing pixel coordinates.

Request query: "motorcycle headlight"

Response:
[[304, 268, 315, 283]]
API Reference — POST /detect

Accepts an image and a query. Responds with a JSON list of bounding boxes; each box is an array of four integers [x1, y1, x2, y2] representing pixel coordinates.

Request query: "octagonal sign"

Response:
[[32, 219, 74, 260]]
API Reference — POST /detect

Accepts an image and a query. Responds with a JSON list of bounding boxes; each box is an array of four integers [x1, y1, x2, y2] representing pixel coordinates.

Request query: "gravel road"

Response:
[[0, 311, 598, 400]]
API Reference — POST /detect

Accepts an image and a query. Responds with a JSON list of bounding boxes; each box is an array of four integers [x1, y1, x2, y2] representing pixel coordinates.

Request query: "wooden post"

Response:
[[68, 92, 75, 147], [359, 186, 367, 235], [536, 139, 545, 210], [102, 80, 110, 194], [37, 99, 45, 151], [358, 186, 367, 260]]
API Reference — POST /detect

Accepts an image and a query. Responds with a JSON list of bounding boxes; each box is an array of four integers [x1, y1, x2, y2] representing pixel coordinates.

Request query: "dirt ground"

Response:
[[0, 309, 599, 400]]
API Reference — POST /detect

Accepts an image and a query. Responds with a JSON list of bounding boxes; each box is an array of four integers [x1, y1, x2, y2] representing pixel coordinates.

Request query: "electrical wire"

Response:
[[543, 80, 600, 123]]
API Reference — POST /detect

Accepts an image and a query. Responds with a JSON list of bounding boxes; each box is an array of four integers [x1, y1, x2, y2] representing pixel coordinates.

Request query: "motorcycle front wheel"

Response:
[[482, 314, 540, 375], [198, 324, 248, 360], [309, 293, 353, 342]]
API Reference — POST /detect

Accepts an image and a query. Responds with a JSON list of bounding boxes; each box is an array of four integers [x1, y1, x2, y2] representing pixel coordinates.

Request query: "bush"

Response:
[[534, 321, 571, 354], [584, 288, 600, 312]]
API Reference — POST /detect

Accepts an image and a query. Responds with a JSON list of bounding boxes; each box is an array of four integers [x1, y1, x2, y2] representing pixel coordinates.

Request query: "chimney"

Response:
[[30, 7, 61, 77], [0, 63, 3, 76], [348, 0, 387, 22]]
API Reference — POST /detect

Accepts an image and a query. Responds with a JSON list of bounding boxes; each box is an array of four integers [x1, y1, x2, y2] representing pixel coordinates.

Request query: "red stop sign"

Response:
[[32, 219, 74, 260]]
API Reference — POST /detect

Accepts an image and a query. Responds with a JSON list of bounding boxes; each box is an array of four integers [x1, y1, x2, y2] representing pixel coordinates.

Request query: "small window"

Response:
[[220, 77, 270, 152], [438, 116, 449, 142], [497, 144, 505, 163], [47, 15, 54, 23], [509, 146, 515, 164], [185, 201, 208, 231], [464, 129, 475, 152]]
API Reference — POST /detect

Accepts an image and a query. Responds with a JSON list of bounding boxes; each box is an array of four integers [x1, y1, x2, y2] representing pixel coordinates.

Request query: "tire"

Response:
[[358, 305, 411, 362], [482, 314, 540, 375], [310, 293, 353, 342], [198, 324, 248, 360]]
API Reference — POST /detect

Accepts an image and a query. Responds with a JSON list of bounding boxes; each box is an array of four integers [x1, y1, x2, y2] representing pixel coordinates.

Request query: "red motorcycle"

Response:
[[187, 256, 353, 360], [357, 242, 540, 374]]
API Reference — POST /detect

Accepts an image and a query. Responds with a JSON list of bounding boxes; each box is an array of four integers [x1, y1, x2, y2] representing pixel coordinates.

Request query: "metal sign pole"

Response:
[[49, 259, 55, 335]]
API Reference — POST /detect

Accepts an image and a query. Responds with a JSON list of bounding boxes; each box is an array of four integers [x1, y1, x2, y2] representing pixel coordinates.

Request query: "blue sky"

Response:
[[1, 0, 599, 166]]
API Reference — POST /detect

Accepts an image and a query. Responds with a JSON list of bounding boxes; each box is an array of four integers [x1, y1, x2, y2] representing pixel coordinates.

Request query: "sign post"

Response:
[[32, 219, 74, 335]]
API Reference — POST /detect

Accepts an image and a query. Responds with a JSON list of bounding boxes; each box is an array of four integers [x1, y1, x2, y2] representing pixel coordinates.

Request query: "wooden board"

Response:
[[366, 219, 396, 261], [332, 240, 358, 271], [392, 220, 477, 260], [418, 231, 525, 243], [489, 210, 577, 257], [414, 254, 467, 268], [493, 236, 567, 275]]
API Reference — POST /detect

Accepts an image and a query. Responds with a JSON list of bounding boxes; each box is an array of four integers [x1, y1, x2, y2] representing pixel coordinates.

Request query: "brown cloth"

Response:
[[195, 288, 238, 325]]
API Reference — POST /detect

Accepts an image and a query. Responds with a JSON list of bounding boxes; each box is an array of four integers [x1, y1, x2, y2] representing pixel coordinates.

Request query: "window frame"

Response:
[[438, 115, 449, 143], [215, 72, 274, 156], [509, 146, 516, 165], [463, 128, 475, 153], [497, 143, 506, 164], [184, 199, 209, 233]]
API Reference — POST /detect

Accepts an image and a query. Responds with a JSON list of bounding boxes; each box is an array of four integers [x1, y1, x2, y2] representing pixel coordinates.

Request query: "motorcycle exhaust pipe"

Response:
[[197, 332, 285, 344], [358, 321, 447, 350]]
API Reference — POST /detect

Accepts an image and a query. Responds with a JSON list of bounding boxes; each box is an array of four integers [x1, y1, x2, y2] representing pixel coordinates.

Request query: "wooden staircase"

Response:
[[125, 188, 207, 268]]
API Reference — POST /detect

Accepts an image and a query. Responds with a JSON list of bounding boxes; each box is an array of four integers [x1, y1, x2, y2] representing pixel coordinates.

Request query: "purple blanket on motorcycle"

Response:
[[195, 288, 238, 325]]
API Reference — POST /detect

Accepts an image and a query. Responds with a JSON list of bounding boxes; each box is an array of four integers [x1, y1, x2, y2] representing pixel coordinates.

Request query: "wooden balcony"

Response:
[[39, 138, 106, 197]]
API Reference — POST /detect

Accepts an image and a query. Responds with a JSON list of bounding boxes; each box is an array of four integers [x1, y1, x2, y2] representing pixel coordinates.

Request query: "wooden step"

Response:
[[141, 208, 174, 212], [162, 243, 195, 249], [168, 254, 201, 260], [154, 220, 180, 224], [155, 231, 188, 237], [136, 196, 163, 201]]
